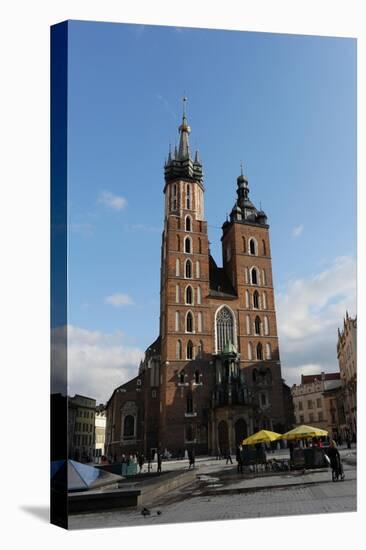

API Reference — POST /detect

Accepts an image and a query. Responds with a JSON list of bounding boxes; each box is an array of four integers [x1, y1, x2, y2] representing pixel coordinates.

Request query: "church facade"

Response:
[[105, 108, 292, 459]]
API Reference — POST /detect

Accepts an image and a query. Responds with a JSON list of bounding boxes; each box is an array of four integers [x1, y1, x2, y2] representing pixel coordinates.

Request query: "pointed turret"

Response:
[[227, 164, 268, 225], [164, 97, 203, 187]]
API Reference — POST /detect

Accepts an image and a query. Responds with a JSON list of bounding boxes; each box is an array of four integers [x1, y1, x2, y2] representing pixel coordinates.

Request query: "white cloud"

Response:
[[277, 256, 356, 386], [105, 293, 134, 307], [51, 325, 144, 404], [292, 224, 304, 238], [98, 191, 127, 211]]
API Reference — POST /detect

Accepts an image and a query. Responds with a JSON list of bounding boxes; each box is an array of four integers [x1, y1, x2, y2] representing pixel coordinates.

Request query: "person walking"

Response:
[[138, 453, 145, 474], [327, 440, 345, 481], [225, 449, 233, 464], [236, 445, 243, 474], [188, 448, 195, 469], [157, 450, 162, 473]]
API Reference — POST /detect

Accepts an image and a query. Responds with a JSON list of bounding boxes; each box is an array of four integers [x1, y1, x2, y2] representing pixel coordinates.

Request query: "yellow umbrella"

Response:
[[242, 429, 282, 445], [280, 424, 328, 440]]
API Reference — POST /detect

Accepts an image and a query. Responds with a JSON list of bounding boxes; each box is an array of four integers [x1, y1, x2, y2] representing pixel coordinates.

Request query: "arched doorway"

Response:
[[217, 420, 229, 454], [235, 418, 248, 446]]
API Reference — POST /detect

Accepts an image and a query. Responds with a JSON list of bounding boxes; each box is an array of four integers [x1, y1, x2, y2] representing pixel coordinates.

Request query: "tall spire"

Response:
[[178, 96, 191, 160], [164, 98, 203, 186]]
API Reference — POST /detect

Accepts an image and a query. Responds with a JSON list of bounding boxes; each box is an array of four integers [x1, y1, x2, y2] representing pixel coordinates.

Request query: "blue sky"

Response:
[[65, 21, 356, 402]]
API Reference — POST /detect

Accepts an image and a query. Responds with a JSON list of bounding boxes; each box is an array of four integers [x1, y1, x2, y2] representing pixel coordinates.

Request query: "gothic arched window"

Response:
[[216, 306, 235, 353], [249, 238, 257, 255], [185, 259, 192, 278], [185, 216, 192, 231], [251, 267, 258, 285], [253, 290, 259, 309], [255, 316, 261, 335], [186, 340, 193, 360], [184, 236, 192, 254], [256, 342, 263, 360], [123, 415, 135, 438], [186, 184, 191, 209], [186, 285, 193, 304], [186, 394, 193, 413], [186, 311, 193, 333]]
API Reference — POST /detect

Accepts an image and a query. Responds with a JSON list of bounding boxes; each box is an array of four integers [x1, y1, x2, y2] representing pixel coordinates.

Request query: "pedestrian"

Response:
[[188, 448, 195, 469], [138, 453, 145, 473], [157, 450, 162, 473], [326, 440, 345, 481], [236, 445, 243, 474], [225, 449, 233, 464]]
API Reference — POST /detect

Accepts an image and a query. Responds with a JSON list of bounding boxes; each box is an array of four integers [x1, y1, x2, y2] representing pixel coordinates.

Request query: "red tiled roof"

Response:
[[301, 372, 340, 384]]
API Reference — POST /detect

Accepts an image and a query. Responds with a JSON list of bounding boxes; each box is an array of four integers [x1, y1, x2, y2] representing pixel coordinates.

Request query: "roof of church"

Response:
[[208, 255, 237, 298]]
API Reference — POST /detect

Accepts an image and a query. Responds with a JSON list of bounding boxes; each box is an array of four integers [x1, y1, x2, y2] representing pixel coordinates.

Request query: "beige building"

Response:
[[94, 404, 106, 462], [291, 372, 341, 435], [68, 394, 96, 462], [337, 312, 357, 439]]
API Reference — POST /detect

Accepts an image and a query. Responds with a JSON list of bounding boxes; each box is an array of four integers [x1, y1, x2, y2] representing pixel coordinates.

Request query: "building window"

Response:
[[249, 238, 257, 255], [299, 401, 303, 411], [251, 267, 259, 285], [256, 342, 263, 360], [185, 259, 192, 278], [175, 311, 180, 332], [184, 236, 192, 253], [216, 306, 235, 352], [186, 394, 193, 413], [254, 316, 261, 335], [123, 415, 135, 438], [185, 215, 192, 231], [186, 311, 194, 332], [253, 290, 259, 309], [176, 340, 182, 359], [186, 285, 193, 304], [318, 411, 323, 421], [186, 184, 191, 209], [186, 340, 193, 360], [309, 413, 314, 423], [316, 398, 322, 408], [264, 316, 269, 335], [194, 370, 200, 384], [176, 259, 180, 276], [300, 415, 304, 423], [307, 400, 313, 409]]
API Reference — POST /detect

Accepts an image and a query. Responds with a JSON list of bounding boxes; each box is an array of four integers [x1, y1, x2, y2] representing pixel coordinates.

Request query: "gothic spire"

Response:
[[177, 97, 191, 160]]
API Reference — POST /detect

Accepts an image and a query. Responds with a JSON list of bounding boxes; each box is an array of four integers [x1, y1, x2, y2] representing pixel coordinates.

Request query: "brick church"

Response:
[[105, 105, 292, 460]]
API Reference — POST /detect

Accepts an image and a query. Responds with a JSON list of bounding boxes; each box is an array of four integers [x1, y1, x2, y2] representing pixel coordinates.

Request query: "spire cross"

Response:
[[182, 95, 188, 116], [240, 161, 243, 176]]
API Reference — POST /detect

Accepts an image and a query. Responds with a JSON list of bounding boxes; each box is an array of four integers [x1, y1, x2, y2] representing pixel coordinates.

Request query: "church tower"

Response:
[[159, 101, 213, 452]]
